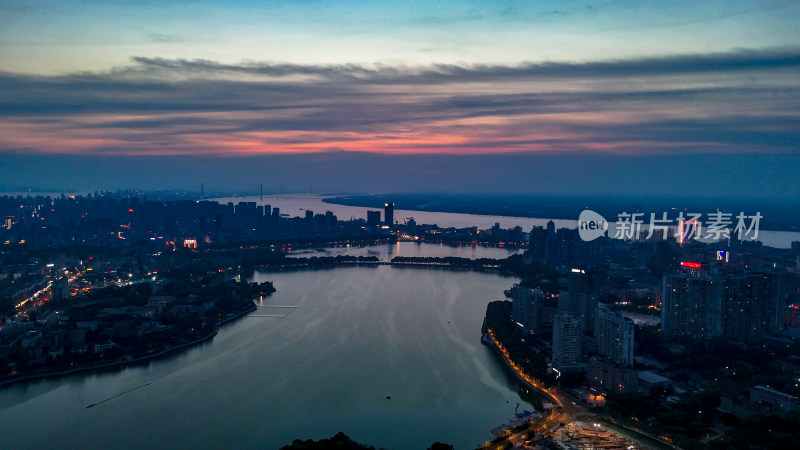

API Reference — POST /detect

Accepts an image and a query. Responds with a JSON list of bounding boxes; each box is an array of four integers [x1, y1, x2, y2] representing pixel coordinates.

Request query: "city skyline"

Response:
[[3, 3, 800, 449]]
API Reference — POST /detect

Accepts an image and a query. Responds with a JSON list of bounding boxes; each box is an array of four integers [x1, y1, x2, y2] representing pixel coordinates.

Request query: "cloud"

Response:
[[119, 47, 800, 83], [0, 48, 798, 157]]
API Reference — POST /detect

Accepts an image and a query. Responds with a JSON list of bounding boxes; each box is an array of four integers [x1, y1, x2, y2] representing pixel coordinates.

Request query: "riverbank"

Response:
[[480, 305, 673, 450], [323, 194, 800, 233], [0, 303, 257, 389], [481, 328, 561, 408]]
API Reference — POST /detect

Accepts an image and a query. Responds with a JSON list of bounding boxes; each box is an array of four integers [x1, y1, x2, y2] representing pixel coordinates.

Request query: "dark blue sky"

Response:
[[2, 151, 798, 200]]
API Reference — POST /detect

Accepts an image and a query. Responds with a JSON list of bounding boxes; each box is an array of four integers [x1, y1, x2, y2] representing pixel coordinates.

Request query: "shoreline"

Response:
[[480, 325, 561, 408], [322, 197, 800, 234], [253, 260, 511, 274], [0, 303, 257, 389]]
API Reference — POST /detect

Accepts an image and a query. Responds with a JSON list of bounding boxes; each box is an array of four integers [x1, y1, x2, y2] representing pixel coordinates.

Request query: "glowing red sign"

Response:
[[680, 262, 702, 269]]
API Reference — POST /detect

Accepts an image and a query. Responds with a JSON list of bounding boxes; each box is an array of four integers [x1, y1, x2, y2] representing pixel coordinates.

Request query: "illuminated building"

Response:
[[559, 268, 596, 333], [679, 261, 703, 276], [384, 202, 394, 227], [784, 304, 800, 328]]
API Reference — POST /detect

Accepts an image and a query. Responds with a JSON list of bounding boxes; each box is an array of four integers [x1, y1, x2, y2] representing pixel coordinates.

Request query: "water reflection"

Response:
[[0, 252, 533, 449]]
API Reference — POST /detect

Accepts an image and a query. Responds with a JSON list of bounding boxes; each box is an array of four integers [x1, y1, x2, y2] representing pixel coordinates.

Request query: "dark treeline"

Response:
[[390, 256, 504, 267], [244, 253, 380, 270]]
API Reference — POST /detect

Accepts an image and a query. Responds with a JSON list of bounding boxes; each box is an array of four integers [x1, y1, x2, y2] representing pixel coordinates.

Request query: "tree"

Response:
[[427, 443, 454, 450]]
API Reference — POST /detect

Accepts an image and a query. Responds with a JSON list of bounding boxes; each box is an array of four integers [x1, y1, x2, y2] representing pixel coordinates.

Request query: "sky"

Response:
[[1, 0, 799, 197]]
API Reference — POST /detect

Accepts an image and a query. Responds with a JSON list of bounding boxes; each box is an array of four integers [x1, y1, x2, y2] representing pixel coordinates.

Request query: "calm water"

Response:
[[288, 241, 522, 261], [0, 245, 531, 449], [211, 195, 800, 248]]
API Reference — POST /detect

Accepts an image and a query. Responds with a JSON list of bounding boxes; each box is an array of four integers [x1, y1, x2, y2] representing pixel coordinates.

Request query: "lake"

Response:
[[0, 243, 532, 449]]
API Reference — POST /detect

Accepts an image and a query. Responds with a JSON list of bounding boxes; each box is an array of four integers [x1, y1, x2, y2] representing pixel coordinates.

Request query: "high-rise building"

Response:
[[384, 202, 394, 226], [546, 220, 555, 235], [528, 226, 548, 261], [236, 201, 257, 218], [662, 273, 688, 340], [662, 273, 724, 341], [769, 271, 798, 330], [723, 273, 770, 343], [560, 268, 596, 333], [323, 211, 337, 231], [595, 305, 635, 366], [271, 207, 281, 233], [511, 284, 529, 328], [366, 210, 381, 226], [663, 271, 782, 343], [688, 275, 725, 340], [511, 284, 543, 335], [552, 312, 584, 373]]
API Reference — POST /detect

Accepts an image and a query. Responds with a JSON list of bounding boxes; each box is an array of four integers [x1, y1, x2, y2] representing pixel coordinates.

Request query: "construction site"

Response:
[[552, 421, 645, 450]]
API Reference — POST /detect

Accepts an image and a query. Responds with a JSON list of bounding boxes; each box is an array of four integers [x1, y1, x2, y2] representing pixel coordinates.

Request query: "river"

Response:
[[0, 243, 533, 449], [210, 194, 800, 249]]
